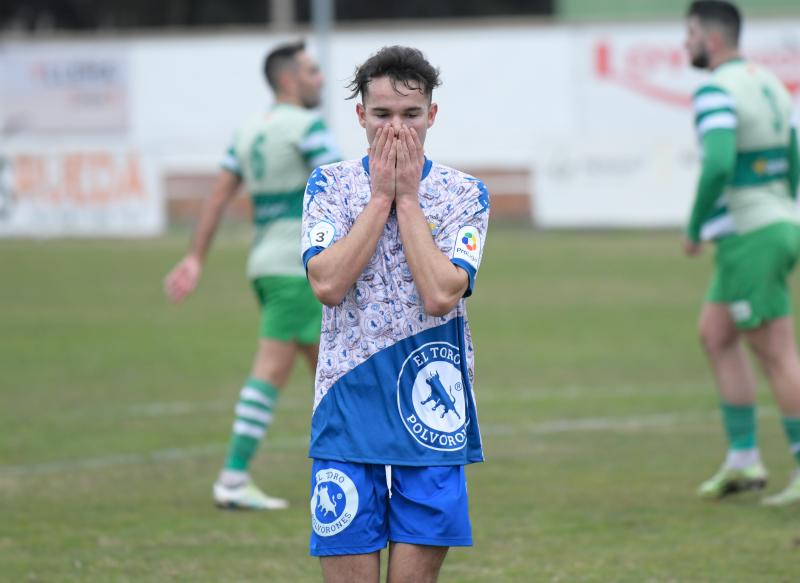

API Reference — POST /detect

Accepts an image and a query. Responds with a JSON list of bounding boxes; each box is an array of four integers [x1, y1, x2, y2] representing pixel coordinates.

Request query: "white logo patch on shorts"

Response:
[[730, 301, 752, 323], [452, 226, 481, 270], [311, 468, 359, 537], [309, 221, 336, 249]]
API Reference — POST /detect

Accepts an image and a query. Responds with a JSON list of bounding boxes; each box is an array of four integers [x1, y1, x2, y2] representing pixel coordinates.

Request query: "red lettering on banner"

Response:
[[12, 152, 147, 205], [594, 40, 800, 108]]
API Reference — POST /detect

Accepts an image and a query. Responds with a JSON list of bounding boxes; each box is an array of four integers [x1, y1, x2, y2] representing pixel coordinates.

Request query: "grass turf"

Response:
[[2, 227, 800, 582]]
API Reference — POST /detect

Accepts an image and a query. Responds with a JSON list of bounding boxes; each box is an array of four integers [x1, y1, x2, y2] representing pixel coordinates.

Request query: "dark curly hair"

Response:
[[347, 46, 441, 102]]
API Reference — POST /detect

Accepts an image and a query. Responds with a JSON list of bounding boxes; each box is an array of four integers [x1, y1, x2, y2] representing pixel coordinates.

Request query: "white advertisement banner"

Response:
[[0, 45, 129, 134], [0, 147, 163, 237], [535, 21, 800, 227]]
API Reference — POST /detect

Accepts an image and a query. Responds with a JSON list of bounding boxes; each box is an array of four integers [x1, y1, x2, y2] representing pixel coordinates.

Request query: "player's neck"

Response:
[[274, 93, 302, 107], [709, 49, 741, 71]]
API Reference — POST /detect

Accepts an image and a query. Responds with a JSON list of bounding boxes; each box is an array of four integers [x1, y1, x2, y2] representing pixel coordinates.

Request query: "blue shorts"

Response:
[[309, 459, 472, 557]]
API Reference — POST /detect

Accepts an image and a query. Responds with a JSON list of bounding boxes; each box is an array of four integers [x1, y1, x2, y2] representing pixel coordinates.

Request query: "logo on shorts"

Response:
[[730, 300, 752, 323], [311, 468, 359, 537], [397, 342, 468, 452]]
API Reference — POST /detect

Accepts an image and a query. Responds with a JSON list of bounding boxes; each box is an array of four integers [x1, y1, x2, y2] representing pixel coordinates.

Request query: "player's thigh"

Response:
[[250, 338, 298, 386], [387, 542, 448, 583], [320, 552, 380, 583], [298, 341, 320, 373], [388, 465, 472, 547], [697, 302, 740, 350], [711, 224, 798, 330], [744, 316, 799, 367], [310, 460, 389, 557], [252, 275, 322, 344]]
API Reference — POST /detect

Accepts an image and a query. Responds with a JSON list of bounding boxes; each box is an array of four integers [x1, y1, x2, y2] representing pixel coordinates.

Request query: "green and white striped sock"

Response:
[[223, 378, 279, 472]]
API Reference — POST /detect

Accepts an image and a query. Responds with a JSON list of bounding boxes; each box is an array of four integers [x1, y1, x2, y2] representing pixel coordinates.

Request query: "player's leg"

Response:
[[386, 465, 470, 581], [696, 302, 766, 498], [214, 338, 297, 509], [320, 553, 380, 583], [742, 223, 800, 505], [296, 275, 322, 375], [310, 461, 389, 582], [386, 543, 448, 583], [746, 316, 800, 416], [299, 341, 319, 374], [746, 318, 800, 505], [214, 276, 302, 510]]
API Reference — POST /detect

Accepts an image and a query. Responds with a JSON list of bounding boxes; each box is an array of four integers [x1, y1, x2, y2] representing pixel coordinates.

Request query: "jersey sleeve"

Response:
[[301, 165, 349, 273], [693, 85, 737, 139], [220, 132, 242, 177], [686, 86, 738, 242], [298, 118, 342, 169], [436, 177, 491, 297]]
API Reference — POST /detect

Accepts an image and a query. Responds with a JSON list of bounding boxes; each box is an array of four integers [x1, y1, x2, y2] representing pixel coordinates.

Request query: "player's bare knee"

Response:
[[698, 324, 736, 356]]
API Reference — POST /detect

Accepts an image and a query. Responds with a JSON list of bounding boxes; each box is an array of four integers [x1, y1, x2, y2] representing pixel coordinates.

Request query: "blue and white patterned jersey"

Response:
[[301, 156, 490, 466]]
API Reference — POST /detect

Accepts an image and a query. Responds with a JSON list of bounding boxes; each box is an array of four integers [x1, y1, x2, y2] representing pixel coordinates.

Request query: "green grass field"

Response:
[[2, 227, 800, 582]]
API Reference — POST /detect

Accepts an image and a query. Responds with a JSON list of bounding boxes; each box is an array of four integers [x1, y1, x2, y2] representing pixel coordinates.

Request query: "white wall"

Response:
[[2, 19, 799, 233]]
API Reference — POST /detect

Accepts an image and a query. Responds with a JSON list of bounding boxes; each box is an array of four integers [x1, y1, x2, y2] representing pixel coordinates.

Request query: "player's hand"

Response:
[[164, 255, 202, 303], [683, 238, 702, 257], [395, 126, 424, 202], [368, 124, 396, 202]]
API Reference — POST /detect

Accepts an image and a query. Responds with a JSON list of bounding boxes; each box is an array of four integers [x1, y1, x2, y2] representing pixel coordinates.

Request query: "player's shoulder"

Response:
[[693, 82, 730, 102], [235, 111, 271, 131], [748, 62, 790, 98], [428, 161, 489, 195], [308, 158, 362, 183], [322, 158, 361, 172], [276, 104, 323, 128]]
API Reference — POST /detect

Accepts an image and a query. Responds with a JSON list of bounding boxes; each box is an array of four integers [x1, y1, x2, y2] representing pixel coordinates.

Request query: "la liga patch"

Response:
[[452, 226, 481, 269]]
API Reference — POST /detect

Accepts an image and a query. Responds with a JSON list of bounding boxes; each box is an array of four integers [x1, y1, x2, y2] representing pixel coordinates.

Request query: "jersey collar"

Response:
[[361, 155, 433, 182], [715, 57, 744, 71]]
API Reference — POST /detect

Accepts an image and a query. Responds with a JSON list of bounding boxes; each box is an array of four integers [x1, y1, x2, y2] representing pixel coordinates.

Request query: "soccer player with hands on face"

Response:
[[302, 46, 490, 583]]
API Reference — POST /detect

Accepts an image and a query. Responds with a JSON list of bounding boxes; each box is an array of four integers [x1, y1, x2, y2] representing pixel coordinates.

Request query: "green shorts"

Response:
[[707, 222, 800, 329], [251, 276, 322, 344]]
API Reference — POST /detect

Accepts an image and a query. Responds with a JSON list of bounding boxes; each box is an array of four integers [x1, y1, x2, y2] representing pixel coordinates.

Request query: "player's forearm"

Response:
[[686, 129, 736, 242], [307, 197, 393, 306], [687, 169, 728, 242], [395, 197, 469, 317], [188, 171, 240, 262]]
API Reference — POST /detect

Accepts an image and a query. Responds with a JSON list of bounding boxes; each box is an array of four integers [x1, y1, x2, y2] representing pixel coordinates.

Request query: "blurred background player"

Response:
[[683, 1, 800, 505], [164, 40, 341, 510]]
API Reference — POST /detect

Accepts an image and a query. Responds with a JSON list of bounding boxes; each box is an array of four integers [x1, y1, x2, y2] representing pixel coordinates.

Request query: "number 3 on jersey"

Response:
[[310, 221, 336, 248]]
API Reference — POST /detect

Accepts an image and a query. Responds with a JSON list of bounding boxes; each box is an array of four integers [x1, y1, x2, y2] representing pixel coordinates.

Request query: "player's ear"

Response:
[[427, 102, 438, 128], [708, 28, 725, 52], [356, 102, 367, 129], [277, 69, 295, 94]]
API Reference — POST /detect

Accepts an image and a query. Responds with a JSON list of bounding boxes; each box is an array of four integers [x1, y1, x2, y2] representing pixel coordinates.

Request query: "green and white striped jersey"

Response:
[[692, 59, 798, 240], [222, 103, 340, 278]]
